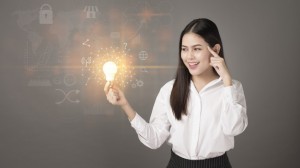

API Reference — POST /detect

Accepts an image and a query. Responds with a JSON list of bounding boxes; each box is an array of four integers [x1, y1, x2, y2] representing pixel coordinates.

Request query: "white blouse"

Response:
[[130, 77, 248, 160]]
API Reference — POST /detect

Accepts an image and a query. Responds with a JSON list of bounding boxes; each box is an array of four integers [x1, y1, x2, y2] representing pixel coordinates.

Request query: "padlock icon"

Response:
[[84, 6, 99, 19], [39, 4, 53, 24]]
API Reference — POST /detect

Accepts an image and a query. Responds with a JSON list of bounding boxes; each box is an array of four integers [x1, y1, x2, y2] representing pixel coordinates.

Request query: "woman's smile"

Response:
[[187, 62, 200, 69]]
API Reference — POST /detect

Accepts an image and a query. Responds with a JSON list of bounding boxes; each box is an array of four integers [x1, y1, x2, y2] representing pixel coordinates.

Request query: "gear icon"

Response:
[[136, 80, 144, 87], [131, 83, 137, 88]]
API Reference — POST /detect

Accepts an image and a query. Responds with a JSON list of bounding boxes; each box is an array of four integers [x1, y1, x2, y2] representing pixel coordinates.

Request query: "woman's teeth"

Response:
[[188, 62, 199, 66]]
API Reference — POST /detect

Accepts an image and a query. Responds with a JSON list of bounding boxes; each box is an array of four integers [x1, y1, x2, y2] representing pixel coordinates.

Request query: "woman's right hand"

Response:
[[104, 82, 137, 121], [104, 82, 128, 107]]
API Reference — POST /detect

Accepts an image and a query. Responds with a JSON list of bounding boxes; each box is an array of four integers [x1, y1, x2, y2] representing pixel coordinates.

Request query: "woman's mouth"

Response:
[[187, 62, 199, 69]]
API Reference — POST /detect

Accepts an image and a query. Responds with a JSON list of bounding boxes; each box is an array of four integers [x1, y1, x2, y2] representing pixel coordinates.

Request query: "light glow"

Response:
[[103, 61, 118, 81]]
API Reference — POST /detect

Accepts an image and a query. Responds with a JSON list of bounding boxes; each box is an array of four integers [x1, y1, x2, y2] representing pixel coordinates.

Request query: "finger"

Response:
[[210, 62, 221, 68], [210, 58, 221, 64], [210, 59, 221, 63], [108, 90, 117, 103], [110, 87, 118, 93], [114, 94, 120, 101], [207, 46, 220, 58], [110, 89, 119, 96], [210, 60, 222, 64], [114, 87, 123, 101], [104, 81, 112, 94], [210, 61, 223, 66], [210, 63, 220, 71], [210, 56, 223, 61], [111, 93, 119, 103], [113, 91, 119, 97], [210, 62, 216, 67], [107, 90, 113, 99]]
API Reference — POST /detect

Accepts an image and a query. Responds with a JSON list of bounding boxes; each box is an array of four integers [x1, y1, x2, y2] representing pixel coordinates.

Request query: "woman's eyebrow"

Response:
[[192, 44, 202, 47], [181, 44, 202, 47]]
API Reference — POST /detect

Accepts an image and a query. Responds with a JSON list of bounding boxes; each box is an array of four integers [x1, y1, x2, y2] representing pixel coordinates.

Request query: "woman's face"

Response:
[[181, 32, 214, 77]]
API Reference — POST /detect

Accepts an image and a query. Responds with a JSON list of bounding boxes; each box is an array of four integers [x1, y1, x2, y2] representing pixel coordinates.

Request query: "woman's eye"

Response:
[[194, 48, 201, 51], [181, 48, 187, 51]]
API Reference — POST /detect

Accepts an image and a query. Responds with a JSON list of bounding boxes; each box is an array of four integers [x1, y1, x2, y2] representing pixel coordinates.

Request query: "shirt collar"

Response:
[[190, 76, 222, 94]]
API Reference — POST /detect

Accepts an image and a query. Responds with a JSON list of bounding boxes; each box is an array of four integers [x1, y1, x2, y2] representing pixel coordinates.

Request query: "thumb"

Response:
[[104, 81, 112, 94]]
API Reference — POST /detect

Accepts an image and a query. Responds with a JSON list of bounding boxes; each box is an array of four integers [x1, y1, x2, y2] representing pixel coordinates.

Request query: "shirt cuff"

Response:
[[130, 113, 147, 133], [223, 85, 238, 104]]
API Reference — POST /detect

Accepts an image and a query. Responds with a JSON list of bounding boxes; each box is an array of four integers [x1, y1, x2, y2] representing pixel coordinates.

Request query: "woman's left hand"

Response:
[[207, 46, 232, 86]]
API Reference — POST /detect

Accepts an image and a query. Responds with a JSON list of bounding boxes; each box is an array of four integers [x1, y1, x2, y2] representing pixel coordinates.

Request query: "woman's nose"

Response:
[[187, 50, 195, 59]]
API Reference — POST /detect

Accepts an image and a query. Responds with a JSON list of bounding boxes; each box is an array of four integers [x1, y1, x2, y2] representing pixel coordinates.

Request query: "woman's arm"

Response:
[[104, 82, 136, 120], [207, 46, 248, 136], [104, 82, 171, 149], [221, 80, 248, 136]]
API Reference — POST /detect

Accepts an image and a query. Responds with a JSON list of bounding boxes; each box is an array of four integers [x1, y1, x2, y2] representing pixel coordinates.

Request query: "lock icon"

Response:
[[84, 6, 99, 19], [39, 4, 53, 24]]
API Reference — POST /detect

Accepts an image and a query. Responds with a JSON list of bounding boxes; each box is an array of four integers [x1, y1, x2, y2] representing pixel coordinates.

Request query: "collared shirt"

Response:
[[130, 77, 248, 160]]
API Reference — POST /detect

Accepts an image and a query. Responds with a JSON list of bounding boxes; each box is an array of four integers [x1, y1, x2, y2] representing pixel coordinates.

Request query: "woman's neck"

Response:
[[192, 70, 219, 92]]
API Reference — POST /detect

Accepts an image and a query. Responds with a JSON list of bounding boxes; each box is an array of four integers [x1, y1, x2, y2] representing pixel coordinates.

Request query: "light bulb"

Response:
[[103, 61, 118, 81]]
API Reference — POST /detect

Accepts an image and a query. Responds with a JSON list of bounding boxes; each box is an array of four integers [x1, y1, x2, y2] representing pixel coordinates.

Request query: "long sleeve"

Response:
[[130, 87, 171, 149], [128, 79, 247, 159], [221, 80, 248, 136]]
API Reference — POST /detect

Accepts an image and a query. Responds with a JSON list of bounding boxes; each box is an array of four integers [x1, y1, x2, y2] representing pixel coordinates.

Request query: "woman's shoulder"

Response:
[[230, 78, 244, 90], [162, 79, 175, 88], [232, 79, 243, 84], [159, 79, 175, 93]]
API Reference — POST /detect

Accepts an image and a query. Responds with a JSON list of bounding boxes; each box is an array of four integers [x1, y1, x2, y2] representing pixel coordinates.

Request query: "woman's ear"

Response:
[[213, 44, 221, 54]]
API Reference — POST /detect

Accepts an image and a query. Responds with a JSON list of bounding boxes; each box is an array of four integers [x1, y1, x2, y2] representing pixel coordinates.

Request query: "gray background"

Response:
[[1, 0, 300, 167]]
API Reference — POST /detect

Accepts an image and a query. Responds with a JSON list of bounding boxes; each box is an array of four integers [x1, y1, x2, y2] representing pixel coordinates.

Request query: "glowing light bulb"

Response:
[[103, 61, 118, 81]]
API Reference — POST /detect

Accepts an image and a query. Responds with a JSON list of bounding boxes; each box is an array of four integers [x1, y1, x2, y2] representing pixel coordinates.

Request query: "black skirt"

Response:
[[166, 150, 232, 168]]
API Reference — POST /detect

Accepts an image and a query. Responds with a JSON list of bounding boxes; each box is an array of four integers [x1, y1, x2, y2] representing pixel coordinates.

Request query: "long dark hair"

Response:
[[170, 18, 225, 120]]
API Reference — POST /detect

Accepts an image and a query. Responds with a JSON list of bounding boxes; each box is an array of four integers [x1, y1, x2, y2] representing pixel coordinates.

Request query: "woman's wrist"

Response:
[[121, 101, 129, 110], [222, 75, 232, 86], [121, 102, 136, 121]]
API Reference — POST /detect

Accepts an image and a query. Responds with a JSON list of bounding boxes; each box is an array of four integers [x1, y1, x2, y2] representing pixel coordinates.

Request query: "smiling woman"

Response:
[[104, 18, 248, 168], [171, 18, 229, 120], [181, 34, 216, 76]]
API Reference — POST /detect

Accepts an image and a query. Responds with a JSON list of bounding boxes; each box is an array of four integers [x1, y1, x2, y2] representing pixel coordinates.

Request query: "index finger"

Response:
[[104, 81, 112, 94], [207, 46, 220, 57]]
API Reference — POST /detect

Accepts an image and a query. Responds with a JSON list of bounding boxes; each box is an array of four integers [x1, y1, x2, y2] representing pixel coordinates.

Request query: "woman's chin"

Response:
[[188, 69, 202, 76]]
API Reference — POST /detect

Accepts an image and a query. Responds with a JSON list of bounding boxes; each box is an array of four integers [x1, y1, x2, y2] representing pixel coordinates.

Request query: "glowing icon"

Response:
[[138, 50, 148, 60], [55, 89, 80, 104], [81, 57, 92, 67], [82, 39, 91, 47], [103, 61, 118, 82], [84, 5, 99, 19], [136, 79, 144, 87], [131, 83, 137, 88], [123, 42, 128, 50], [39, 4, 53, 24], [131, 79, 144, 88], [64, 74, 76, 87], [82, 47, 134, 87]]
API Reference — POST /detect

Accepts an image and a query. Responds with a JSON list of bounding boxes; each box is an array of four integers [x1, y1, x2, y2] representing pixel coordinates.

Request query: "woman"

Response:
[[104, 18, 248, 168]]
